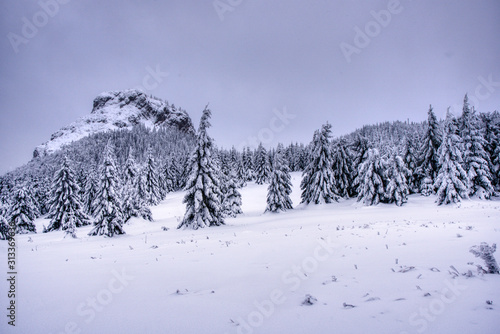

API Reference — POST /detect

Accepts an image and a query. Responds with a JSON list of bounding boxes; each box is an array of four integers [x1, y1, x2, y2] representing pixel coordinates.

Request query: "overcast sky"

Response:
[[1, 0, 499, 174]]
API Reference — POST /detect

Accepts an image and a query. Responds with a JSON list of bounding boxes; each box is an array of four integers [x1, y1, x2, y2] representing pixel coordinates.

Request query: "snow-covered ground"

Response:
[[1, 172, 499, 334]]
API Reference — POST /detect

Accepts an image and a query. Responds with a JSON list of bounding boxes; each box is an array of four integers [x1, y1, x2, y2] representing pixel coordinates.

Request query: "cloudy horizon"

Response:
[[1, 0, 499, 174]]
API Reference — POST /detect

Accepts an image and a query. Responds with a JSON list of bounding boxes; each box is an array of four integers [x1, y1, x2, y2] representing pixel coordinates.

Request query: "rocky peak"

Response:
[[33, 90, 194, 157]]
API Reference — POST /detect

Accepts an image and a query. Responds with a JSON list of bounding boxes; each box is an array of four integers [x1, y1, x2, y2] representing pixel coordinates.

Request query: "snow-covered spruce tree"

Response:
[[480, 111, 500, 188], [45, 156, 91, 235], [460, 97, 494, 199], [161, 158, 175, 194], [222, 169, 243, 218], [354, 148, 386, 206], [254, 143, 271, 185], [88, 140, 125, 237], [242, 147, 255, 181], [301, 123, 339, 204], [331, 138, 354, 198], [9, 186, 39, 234], [494, 145, 500, 190], [234, 158, 247, 188], [434, 110, 469, 205], [266, 145, 293, 212], [121, 151, 152, 222], [142, 149, 163, 206], [418, 105, 442, 191], [123, 149, 138, 184], [0, 214, 9, 240], [83, 167, 99, 217], [403, 133, 421, 193], [178, 106, 225, 229], [386, 154, 410, 206], [121, 179, 153, 222]]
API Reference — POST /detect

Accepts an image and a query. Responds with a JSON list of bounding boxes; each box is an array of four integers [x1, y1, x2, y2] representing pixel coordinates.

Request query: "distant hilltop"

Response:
[[33, 89, 195, 157]]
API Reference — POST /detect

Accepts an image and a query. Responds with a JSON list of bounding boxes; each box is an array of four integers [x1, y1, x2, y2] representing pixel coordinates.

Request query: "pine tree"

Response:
[[83, 167, 99, 217], [9, 186, 39, 234], [242, 147, 255, 181], [354, 148, 386, 206], [222, 169, 243, 217], [142, 149, 162, 205], [178, 106, 225, 229], [123, 149, 138, 184], [255, 143, 271, 185], [480, 111, 500, 188], [88, 141, 125, 237], [0, 214, 10, 240], [45, 156, 91, 235], [161, 158, 175, 193], [434, 111, 469, 205], [234, 158, 247, 188], [418, 105, 442, 190], [266, 145, 293, 212], [386, 154, 410, 206], [331, 138, 354, 198], [301, 123, 339, 204], [403, 133, 420, 193], [121, 151, 153, 222], [460, 97, 494, 199]]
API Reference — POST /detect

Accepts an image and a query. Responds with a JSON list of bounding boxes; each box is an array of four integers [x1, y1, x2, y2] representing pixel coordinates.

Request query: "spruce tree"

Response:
[[266, 145, 293, 212], [178, 107, 225, 229], [242, 147, 255, 181], [9, 186, 39, 234], [403, 133, 420, 193], [434, 111, 469, 205], [0, 214, 10, 240], [480, 111, 500, 188], [255, 143, 271, 185], [418, 105, 442, 190], [121, 151, 153, 222], [142, 149, 162, 205], [301, 123, 339, 204], [88, 141, 125, 237], [161, 158, 175, 193], [354, 148, 386, 206], [331, 138, 354, 198], [45, 156, 91, 235], [386, 154, 410, 206], [83, 167, 98, 217], [460, 97, 494, 199], [222, 169, 243, 217]]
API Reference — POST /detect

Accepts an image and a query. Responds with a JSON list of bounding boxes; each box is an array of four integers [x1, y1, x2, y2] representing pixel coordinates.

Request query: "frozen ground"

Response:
[[1, 172, 499, 334]]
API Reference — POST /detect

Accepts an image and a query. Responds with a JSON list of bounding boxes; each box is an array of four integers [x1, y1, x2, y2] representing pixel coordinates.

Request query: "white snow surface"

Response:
[[1, 172, 500, 334]]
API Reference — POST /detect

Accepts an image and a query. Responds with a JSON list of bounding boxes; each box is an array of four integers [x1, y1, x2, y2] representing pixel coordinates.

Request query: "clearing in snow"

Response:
[[1, 172, 499, 334]]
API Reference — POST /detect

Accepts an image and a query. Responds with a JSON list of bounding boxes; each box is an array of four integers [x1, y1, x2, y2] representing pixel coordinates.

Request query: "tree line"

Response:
[[0, 94, 499, 237]]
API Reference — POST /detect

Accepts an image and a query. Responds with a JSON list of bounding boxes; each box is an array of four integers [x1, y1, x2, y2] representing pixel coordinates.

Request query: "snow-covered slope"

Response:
[[33, 90, 194, 157], [1, 173, 499, 334]]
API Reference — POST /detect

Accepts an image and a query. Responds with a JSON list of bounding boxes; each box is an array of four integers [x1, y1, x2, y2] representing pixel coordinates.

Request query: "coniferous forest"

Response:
[[0, 94, 499, 239]]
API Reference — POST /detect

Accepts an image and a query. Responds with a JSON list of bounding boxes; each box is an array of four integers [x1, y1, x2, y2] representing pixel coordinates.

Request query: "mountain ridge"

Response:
[[33, 89, 195, 157]]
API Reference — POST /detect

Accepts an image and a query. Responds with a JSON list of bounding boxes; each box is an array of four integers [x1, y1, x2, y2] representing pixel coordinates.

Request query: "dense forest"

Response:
[[1, 95, 499, 238]]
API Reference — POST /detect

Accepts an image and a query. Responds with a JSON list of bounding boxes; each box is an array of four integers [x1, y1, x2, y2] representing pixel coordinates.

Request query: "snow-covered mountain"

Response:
[[33, 89, 195, 157]]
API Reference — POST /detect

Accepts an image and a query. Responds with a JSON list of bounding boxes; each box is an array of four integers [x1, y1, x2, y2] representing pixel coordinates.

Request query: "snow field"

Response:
[[1, 172, 499, 334]]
